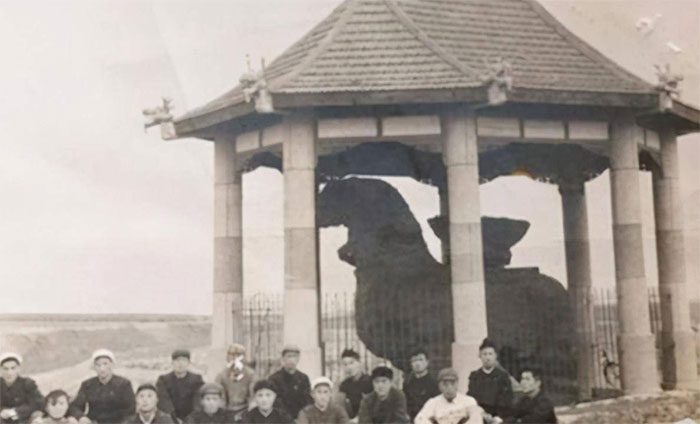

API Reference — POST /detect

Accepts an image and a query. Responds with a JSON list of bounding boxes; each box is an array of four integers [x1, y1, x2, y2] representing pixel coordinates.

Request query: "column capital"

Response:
[[558, 179, 585, 196]]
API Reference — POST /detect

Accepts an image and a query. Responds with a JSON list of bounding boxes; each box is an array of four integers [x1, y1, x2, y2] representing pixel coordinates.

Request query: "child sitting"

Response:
[[31, 390, 77, 424], [297, 377, 350, 424], [184, 383, 236, 424], [239, 380, 293, 424]]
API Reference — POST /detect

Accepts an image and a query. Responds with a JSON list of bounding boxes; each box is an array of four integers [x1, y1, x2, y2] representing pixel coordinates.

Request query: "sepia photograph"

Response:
[[1, 0, 699, 423]]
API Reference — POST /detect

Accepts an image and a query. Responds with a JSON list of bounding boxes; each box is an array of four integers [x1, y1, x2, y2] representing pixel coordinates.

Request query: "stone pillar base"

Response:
[[661, 330, 700, 390], [618, 333, 660, 395], [452, 341, 482, 392], [297, 347, 323, 381]]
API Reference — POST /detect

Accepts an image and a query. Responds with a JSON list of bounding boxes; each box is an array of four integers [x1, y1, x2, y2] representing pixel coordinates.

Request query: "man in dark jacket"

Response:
[[504, 368, 557, 424], [155, 350, 204, 421], [0, 353, 43, 423], [267, 345, 312, 418], [123, 384, 175, 424], [467, 339, 513, 423], [338, 349, 372, 419], [402, 348, 440, 420], [357, 366, 410, 424], [69, 349, 136, 424], [184, 383, 236, 424]]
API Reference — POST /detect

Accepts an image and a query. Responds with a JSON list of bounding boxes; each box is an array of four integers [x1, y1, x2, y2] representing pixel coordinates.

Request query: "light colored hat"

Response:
[[227, 343, 246, 356], [437, 368, 459, 382], [311, 376, 333, 390], [0, 352, 22, 366], [91, 349, 115, 363]]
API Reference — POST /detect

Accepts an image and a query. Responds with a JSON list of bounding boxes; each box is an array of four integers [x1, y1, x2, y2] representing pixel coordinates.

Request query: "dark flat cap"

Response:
[[281, 344, 301, 356], [253, 379, 278, 394], [171, 349, 191, 360], [371, 366, 393, 380], [136, 383, 158, 395]]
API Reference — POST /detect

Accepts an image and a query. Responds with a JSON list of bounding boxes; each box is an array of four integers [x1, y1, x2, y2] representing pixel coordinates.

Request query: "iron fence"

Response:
[[240, 286, 663, 403]]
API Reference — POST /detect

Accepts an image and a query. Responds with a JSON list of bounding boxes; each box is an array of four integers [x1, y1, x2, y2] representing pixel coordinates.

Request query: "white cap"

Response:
[[91, 349, 115, 363], [0, 352, 23, 366], [311, 376, 333, 390]]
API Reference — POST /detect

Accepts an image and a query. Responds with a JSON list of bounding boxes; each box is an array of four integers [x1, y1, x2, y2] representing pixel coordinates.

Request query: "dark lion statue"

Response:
[[318, 177, 575, 395]]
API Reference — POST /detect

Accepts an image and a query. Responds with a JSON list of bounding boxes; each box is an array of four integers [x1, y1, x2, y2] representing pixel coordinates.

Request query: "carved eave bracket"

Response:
[[654, 63, 683, 111], [143, 97, 177, 140], [240, 58, 275, 114], [482, 57, 513, 106]]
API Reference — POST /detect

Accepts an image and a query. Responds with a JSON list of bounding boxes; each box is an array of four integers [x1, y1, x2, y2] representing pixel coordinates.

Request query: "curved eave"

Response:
[[636, 99, 700, 136], [172, 87, 659, 140]]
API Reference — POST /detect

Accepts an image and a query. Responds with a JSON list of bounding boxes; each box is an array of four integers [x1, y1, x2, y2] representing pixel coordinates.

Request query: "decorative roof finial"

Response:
[[142, 97, 176, 140], [654, 63, 683, 110], [240, 56, 274, 114], [482, 57, 513, 105]]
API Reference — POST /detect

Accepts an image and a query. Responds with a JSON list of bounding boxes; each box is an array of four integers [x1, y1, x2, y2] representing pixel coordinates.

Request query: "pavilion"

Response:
[[150, 0, 700, 397]]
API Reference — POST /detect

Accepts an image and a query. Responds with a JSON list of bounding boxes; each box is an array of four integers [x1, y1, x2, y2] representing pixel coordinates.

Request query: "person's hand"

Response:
[[66, 417, 79, 424], [78, 417, 92, 424], [492, 417, 504, 424]]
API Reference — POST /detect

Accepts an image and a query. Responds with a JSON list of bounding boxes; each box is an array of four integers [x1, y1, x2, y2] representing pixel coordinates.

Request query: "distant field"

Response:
[[0, 314, 212, 375]]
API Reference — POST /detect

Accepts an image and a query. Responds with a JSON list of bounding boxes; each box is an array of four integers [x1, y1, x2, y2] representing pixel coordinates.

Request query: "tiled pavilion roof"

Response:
[[175, 0, 657, 134]]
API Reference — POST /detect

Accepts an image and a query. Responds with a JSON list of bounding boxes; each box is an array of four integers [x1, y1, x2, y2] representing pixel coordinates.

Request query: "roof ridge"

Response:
[[268, 0, 359, 92], [383, 0, 481, 81], [520, 0, 653, 91]]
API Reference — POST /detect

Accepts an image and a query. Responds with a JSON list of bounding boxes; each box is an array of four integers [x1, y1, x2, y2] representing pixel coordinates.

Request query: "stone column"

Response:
[[283, 114, 322, 378], [212, 134, 244, 348], [442, 107, 488, 391], [439, 188, 450, 265], [652, 125, 699, 390], [609, 112, 659, 394], [559, 180, 596, 400]]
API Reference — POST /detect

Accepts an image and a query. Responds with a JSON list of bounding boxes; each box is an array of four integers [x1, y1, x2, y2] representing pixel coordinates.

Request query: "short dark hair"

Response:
[[409, 347, 428, 360], [479, 338, 497, 352], [341, 349, 360, 361], [521, 366, 543, 382], [44, 390, 70, 415]]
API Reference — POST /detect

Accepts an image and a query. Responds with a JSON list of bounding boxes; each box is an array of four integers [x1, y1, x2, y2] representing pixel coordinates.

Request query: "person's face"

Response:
[[519, 372, 541, 395], [172, 357, 190, 374], [136, 389, 158, 413], [255, 388, 277, 411], [438, 379, 458, 400], [372, 377, 392, 398], [46, 395, 69, 419], [312, 385, 332, 409], [93, 357, 113, 379], [479, 348, 497, 369], [410, 354, 429, 374], [0, 360, 20, 384], [342, 357, 362, 378], [281, 352, 300, 370], [201, 394, 222, 414]]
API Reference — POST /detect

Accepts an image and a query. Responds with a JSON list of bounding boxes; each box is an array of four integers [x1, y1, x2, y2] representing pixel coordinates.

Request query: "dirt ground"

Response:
[[557, 391, 700, 424]]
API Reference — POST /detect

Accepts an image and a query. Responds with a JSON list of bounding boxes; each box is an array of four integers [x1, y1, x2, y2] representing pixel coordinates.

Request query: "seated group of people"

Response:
[[0, 339, 556, 424]]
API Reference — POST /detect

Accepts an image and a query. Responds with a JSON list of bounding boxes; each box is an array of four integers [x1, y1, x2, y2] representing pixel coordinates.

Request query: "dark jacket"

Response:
[[339, 374, 373, 419], [239, 407, 293, 424], [357, 388, 410, 424], [267, 368, 312, 418], [122, 410, 175, 424], [69, 375, 135, 423], [505, 392, 557, 424], [467, 367, 513, 418], [0, 376, 43, 422], [403, 373, 440, 420], [184, 409, 236, 424], [155, 371, 204, 420]]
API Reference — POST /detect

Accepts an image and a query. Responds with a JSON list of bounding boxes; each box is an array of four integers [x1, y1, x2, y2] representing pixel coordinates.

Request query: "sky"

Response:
[[0, 0, 698, 315]]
